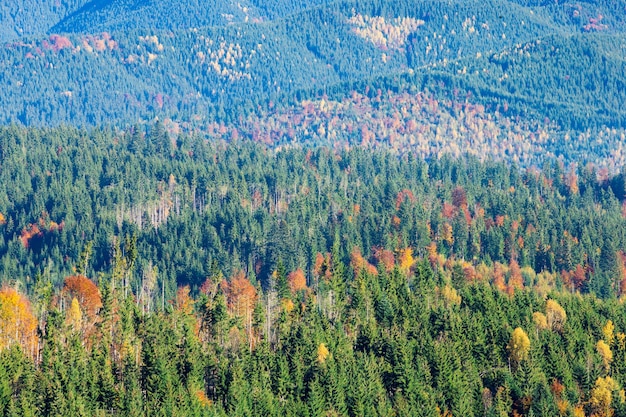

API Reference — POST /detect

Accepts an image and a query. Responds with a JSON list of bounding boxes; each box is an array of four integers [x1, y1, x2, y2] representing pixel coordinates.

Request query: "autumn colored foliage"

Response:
[[451, 186, 468, 209], [287, 269, 307, 294], [395, 189, 415, 210], [508, 327, 530, 365], [46, 34, 73, 52], [0, 287, 38, 356], [398, 247, 415, 273], [313, 252, 332, 281], [442, 202, 456, 219], [546, 299, 567, 332], [373, 247, 395, 272], [349, 247, 378, 276], [561, 264, 587, 292], [20, 213, 64, 248], [174, 285, 194, 315], [20, 224, 43, 248], [508, 259, 524, 292], [317, 343, 330, 364], [66, 297, 82, 331], [596, 340, 612, 373], [62, 275, 103, 318], [220, 271, 257, 318]]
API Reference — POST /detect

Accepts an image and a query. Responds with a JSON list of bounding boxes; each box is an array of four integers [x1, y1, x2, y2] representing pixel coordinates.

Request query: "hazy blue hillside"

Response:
[[52, 0, 263, 33], [0, 0, 580, 121], [51, 0, 334, 33], [0, 0, 90, 42], [2, 0, 626, 167]]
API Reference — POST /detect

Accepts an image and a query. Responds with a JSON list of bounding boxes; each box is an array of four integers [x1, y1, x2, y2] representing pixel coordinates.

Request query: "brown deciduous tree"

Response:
[[452, 186, 468, 209], [373, 247, 395, 272]]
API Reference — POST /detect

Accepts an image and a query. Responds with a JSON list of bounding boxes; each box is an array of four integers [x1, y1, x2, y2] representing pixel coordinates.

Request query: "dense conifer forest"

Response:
[[1, 126, 626, 415]]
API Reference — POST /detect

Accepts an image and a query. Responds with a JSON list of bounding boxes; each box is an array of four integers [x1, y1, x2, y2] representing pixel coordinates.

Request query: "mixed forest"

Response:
[[2, 126, 626, 415], [3, 0, 626, 416], [1, 0, 626, 167]]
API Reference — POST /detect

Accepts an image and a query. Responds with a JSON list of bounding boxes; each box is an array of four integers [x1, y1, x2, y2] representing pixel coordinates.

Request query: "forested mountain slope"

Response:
[[1, 0, 625, 170], [0, 0, 91, 42], [4, 2, 626, 415], [51, 0, 334, 33], [3, 126, 626, 300], [3, 127, 626, 416]]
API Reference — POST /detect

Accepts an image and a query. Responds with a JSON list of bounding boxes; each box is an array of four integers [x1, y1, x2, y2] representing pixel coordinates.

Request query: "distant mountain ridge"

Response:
[[2, 0, 626, 167], [51, 0, 336, 33], [0, 0, 90, 42]]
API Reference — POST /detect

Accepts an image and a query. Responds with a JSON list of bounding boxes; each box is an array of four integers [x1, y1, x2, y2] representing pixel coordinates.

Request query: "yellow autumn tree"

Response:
[[398, 247, 415, 273], [441, 223, 454, 246], [533, 312, 548, 331], [281, 298, 295, 314], [287, 269, 307, 294], [317, 343, 330, 364], [66, 297, 82, 332], [0, 287, 38, 356], [508, 327, 530, 365], [572, 405, 585, 417], [546, 299, 567, 332], [589, 376, 622, 417], [597, 340, 613, 374], [440, 285, 461, 308], [603, 320, 615, 346]]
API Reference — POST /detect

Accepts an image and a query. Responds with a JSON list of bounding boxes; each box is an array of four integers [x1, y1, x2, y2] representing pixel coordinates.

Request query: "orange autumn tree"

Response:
[[220, 271, 257, 348], [508, 259, 524, 292], [426, 242, 443, 268], [174, 285, 194, 315], [349, 247, 378, 276], [562, 264, 587, 292], [571, 264, 587, 291], [493, 262, 508, 293], [20, 224, 43, 248], [0, 287, 38, 357], [63, 275, 103, 318], [313, 252, 332, 282], [395, 189, 415, 210], [287, 269, 308, 294], [221, 271, 257, 317], [618, 252, 626, 296]]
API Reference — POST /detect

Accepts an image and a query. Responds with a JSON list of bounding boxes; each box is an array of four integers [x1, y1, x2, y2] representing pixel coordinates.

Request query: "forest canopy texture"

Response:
[[3, 0, 626, 416]]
